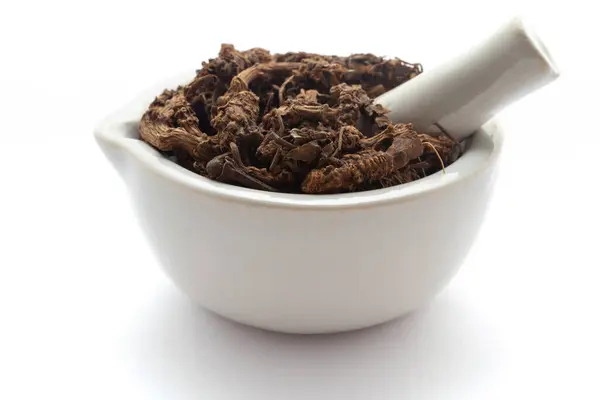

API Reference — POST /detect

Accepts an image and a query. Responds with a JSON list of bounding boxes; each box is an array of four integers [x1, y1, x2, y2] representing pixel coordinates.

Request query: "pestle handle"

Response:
[[375, 16, 560, 142]]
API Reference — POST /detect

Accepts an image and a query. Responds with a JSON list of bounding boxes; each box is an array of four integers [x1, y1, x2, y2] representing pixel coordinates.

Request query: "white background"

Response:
[[1, 0, 599, 399]]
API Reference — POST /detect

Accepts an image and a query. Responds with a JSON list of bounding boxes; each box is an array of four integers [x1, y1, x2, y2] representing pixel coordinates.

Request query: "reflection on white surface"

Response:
[[124, 286, 500, 399]]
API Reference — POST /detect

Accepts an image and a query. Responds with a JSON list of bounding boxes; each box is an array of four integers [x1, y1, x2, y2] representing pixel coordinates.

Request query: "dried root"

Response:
[[138, 44, 460, 194]]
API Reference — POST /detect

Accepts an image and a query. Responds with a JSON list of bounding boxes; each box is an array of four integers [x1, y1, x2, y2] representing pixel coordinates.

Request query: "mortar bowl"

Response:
[[94, 72, 503, 334]]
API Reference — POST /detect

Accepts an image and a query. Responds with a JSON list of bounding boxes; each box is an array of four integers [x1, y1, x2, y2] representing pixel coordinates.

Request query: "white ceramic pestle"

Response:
[[375, 16, 560, 142]]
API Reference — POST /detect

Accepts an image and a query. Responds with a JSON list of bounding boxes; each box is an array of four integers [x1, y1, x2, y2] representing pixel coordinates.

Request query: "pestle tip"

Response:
[[510, 16, 561, 79]]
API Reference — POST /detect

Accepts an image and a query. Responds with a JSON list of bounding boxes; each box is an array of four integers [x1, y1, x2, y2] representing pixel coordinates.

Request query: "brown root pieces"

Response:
[[138, 44, 462, 194], [139, 89, 208, 158]]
